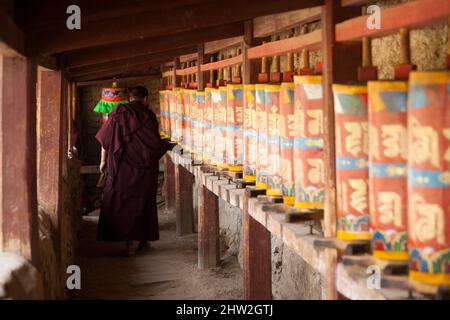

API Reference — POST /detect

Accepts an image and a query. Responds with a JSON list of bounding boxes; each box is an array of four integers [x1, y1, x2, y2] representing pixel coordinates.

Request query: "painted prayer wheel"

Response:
[[158, 91, 165, 136], [280, 82, 295, 205], [189, 90, 198, 154], [182, 89, 191, 150], [256, 84, 268, 189], [408, 71, 450, 286], [195, 92, 206, 160], [243, 85, 257, 182], [333, 84, 370, 241], [203, 88, 215, 161], [212, 87, 228, 168], [265, 84, 283, 197], [294, 76, 325, 209], [166, 90, 173, 139], [174, 87, 184, 143], [226, 84, 244, 171], [93, 87, 129, 125], [168, 89, 177, 142], [368, 81, 408, 261]]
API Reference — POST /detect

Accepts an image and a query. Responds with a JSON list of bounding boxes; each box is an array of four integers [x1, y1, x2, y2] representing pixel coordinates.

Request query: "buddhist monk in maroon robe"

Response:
[[95, 86, 174, 255]]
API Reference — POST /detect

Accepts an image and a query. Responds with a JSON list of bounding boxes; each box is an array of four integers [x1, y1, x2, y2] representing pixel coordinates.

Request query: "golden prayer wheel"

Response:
[[203, 88, 215, 161], [211, 87, 228, 167], [226, 84, 244, 171], [255, 84, 268, 189], [280, 82, 295, 205], [243, 85, 257, 182], [194, 92, 206, 160]]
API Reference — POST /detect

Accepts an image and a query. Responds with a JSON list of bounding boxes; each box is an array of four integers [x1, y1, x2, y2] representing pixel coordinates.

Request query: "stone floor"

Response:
[[72, 210, 243, 300]]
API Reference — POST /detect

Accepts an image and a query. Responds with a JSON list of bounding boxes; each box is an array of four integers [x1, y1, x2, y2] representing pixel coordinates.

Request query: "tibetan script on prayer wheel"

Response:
[[280, 82, 295, 205], [256, 84, 268, 189], [294, 76, 324, 210], [368, 81, 408, 261], [408, 71, 450, 286], [226, 84, 244, 171], [195, 92, 206, 160], [203, 88, 214, 161], [265, 84, 283, 197], [212, 87, 228, 168], [244, 85, 257, 182], [333, 84, 371, 241]]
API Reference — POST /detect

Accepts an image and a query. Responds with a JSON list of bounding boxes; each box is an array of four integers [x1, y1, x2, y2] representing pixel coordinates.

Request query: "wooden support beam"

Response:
[[76, 74, 160, 87], [173, 57, 180, 87], [180, 53, 198, 63], [174, 165, 194, 236], [63, 23, 244, 69], [321, 0, 362, 300], [243, 194, 272, 300], [201, 55, 243, 72], [37, 69, 64, 229], [0, 5, 25, 56], [29, 0, 323, 55], [247, 29, 322, 60], [205, 36, 244, 54], [198, 183, 220, 269], [0, 55, 40, 265], [70, 46, 196, 77], [337, 0, 450, 42], [197, 44, 205, 91], [164, 154, 176, 212], [253, 6, 322, 38]]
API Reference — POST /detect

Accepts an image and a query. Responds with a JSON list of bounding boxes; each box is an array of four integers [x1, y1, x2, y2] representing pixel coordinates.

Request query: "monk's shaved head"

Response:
[[129, 86, 149, 102]]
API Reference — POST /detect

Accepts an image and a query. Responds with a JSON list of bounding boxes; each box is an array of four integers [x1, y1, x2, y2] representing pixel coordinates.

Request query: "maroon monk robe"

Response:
[[95, 101, 173, 241]]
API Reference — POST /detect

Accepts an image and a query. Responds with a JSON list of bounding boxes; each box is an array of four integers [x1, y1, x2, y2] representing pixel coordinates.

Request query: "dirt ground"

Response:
[[72, 210, 243, 300]]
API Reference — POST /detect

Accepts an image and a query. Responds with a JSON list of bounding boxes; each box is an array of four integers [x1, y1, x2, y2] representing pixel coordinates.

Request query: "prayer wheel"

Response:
[[294, 76, 324, 209], [256, 84, 268, 189], [174, 87, 184, 143], [203, 88, 215, 161], [195, 92, 206, 160], [212, 87, 228, 168], [226, 84, 244, 171], [265, 84, 283, 197], [182, 89, 191, 150], [188, 90, 197, 153], [168, 88, 177, 142], [158, 91, 166, 137], [243, 84, 257, 182], [280, 82, 295, 205], [333, 84, 370, 241], [93, 85, 129, 125], [408, 71, 450, 286], [368, 81, 408, 261]]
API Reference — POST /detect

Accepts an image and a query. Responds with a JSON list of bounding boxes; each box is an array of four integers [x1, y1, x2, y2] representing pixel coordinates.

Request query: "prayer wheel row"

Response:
[[159, 70, 450, 287], [333, 71, 450, 286]]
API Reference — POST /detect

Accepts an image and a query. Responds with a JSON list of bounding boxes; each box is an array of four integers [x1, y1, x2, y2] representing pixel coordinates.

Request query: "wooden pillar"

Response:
[[197, 182, 219, 269], [0, 55, 40, 265], [163, 154, 176, 211], [37, 69, 64, 228], [242, 20, 272, 300], [173, 56, 180, 87], [321, 0, 362, 300], [174, 164, 194, 235], [243, 193, 272, 300], [197, 44, 205, 91]]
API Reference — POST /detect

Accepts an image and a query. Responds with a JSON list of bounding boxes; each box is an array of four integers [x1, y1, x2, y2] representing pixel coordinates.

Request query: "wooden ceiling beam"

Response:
[[69, 46, 196, 77], [63, 23, 243, 69], [29, 0, 323, 55], [71, 65, 162, 82], [0, 5, 25, 57]]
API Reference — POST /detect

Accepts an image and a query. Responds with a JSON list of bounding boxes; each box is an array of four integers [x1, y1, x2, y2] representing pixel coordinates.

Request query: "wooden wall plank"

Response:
[[0, 55, 40, 264]]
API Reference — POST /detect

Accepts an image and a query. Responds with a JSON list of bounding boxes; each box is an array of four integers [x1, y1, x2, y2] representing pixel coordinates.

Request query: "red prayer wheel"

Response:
[[195, 92, 206, 160], [294, 76, 325, 210], [408, 71, 450, 286], [256, 84, 268, 189], [368, 81, 408, 261], [243, 85, 257, 182], [203, 88, 215, 161], [265, 84, 283, 197], [226, 84, 244, 171], [212, 87, 228, 168], [333, 84, 370, 241], [280, 82, 295, 205]]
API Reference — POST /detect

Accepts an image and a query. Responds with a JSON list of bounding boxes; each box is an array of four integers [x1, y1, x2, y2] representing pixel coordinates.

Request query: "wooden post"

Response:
[[0, 55, 40, 265], [321, 0, 362, 300], [242, 20, 272, 300], [173, 56, 180, 87], [37, 69, 64, 228], [197, 182, 220, 269], [164, 154, 176, 211], [174, 164, 194, 235], [197, 44, 205, 91]]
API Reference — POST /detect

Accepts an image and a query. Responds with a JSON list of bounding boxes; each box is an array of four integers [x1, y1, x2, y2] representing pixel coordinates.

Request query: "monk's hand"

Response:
[[100, 161, 107, 173]]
